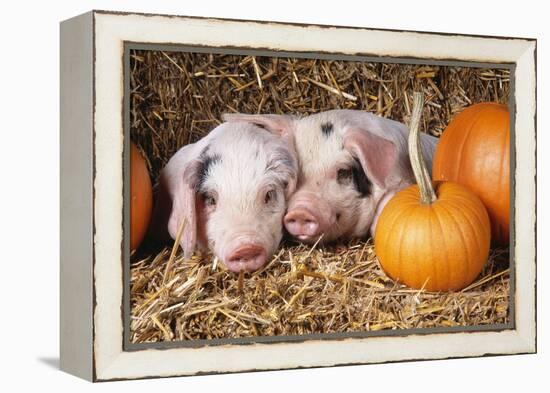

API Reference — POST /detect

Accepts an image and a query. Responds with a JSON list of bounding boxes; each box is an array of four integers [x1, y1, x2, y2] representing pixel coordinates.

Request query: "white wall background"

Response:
[[0, 0, 546, 390]]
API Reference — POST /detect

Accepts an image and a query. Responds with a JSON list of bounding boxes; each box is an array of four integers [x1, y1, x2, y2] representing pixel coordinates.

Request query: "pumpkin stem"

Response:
[[409, 92, 437, 204]]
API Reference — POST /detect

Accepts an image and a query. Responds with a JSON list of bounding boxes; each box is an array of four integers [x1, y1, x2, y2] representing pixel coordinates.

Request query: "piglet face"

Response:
[[198, 131, 295, 271], [166, 122, 297, 272], [284, 160, 378, 244], [284, 113, 396, 244]]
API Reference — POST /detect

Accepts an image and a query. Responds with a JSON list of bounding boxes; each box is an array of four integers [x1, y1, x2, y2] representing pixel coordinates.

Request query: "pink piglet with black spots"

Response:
[[150, 121, 298, 272]]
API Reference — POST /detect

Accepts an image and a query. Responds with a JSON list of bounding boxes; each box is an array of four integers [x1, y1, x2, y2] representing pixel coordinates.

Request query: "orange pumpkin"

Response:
[[432, 103, 510, 245], [130, 142, 153, 251], [375, 93, 491, 292]]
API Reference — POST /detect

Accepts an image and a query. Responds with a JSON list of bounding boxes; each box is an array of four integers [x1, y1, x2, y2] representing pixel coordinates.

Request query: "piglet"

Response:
[[150, 121, 297, 272], [223, 110, 438, 244]]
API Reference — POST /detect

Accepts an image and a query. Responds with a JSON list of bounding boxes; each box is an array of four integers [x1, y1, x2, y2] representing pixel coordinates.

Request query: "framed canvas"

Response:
[[60, 10, 537, 382]]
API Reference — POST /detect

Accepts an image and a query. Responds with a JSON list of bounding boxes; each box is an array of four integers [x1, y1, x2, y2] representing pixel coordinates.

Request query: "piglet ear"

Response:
[[167, 159, 202, 260], [222, 113, 296, 137], [343, 127, 397, 189]]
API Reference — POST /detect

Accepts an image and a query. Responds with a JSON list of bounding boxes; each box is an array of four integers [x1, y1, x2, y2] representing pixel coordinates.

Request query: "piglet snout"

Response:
[[284, 208, 320, 241], [225, 244, 267, 273]]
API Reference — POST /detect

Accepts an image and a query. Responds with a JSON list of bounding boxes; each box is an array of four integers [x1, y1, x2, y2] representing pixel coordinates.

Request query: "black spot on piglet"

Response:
[[197, 148, 221, 190], [352, 159, 372, 198], [321, 122, 334, 137]]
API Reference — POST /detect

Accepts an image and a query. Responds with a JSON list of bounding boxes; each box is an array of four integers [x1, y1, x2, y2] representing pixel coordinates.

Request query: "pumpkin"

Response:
[[432, 103, 510, 245], [374, 93, 491, 291], [130, 142, 153, 251]]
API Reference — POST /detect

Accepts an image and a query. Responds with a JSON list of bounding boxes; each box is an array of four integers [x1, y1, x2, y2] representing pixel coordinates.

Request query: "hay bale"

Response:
[[130, 50, 510, 343]]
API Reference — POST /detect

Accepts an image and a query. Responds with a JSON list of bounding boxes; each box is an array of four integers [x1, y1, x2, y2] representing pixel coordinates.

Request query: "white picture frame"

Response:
[[60, 10, 536, 382]]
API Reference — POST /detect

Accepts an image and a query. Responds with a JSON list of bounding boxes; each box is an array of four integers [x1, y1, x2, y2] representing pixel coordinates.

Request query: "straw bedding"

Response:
[[129, 49, 510, 343]]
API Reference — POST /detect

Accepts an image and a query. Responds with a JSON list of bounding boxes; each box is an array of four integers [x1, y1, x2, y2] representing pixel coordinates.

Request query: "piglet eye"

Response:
[[337, 168, 353, 185], [203, 192, 217, 207], [264, 189, 277, 204]]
